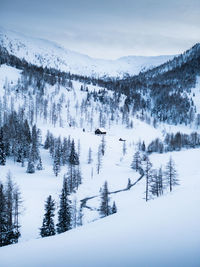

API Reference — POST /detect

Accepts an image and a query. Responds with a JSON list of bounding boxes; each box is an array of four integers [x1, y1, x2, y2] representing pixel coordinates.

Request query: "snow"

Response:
[[0, 27, 175, 78], [0, 33, 200, 266], [0, 64, 21, 86], [0, 148, 200, 266]]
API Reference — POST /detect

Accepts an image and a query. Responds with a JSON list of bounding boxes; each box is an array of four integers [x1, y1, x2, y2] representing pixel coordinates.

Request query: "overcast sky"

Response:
[[0, 0, 200, 59]]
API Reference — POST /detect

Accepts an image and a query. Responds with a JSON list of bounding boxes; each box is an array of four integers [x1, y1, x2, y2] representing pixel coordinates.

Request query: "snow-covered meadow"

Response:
[[0, 44, 200, 267], [0, 148, 200, 266]]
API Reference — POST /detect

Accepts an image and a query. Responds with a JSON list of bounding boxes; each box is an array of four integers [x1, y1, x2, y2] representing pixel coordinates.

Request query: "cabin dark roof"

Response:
[[95, 128, 106, 134]]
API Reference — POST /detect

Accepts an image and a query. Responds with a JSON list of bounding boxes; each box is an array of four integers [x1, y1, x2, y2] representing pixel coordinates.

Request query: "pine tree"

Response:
[[97, 144, 102, 174], [3, 172, 21, 245], [36, 157, 43, 170], [144, 156, 152, 202], [112, 201, 117, 214], [165, 157, 179, 192], [150, 169, 159, 197], [12, 186, 21, 243], [141, 141, 146, 152], [0, 128, 6, 165], [26, 150, 35, 174], [69, 139, 79, 165], [53, 148, 61, 176], [40, 195, 56, 237], [75, 167, 82, 190], [99, 181, 111, 217], [101, 136, 106, 156], [0, 183, 7, 246], [44, 130, 51, 149], [131, 151, 141, 172], [158, 167, 164, 195], [31, 125, 40, 163], [57, 184, 71, 234], [62, 137, 70, 165], [77, 207, 83, 227], [71, 198, 78, 229]]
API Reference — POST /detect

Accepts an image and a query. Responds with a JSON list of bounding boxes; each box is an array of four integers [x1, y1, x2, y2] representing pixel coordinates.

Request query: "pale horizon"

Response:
[[0, 0, 200, 59]]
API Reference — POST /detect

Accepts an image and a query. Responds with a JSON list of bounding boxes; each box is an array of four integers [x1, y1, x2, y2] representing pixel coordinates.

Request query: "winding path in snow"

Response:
[[80, 172, 144, 211]]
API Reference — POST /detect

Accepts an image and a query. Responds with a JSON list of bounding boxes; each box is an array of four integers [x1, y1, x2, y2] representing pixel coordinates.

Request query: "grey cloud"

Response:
[[0, 0, 199, 59]]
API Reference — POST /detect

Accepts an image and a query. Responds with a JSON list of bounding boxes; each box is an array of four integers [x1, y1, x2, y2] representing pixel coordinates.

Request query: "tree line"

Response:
[[131, 150, 179, 201], [147, 131, 200, 154], [40, 178, 117, 238]]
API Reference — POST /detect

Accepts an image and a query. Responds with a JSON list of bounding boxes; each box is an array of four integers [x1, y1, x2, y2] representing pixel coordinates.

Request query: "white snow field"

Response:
[[0, 148, 200, 267], [0, 50, 200, 266], [0, 27, 174, 78]]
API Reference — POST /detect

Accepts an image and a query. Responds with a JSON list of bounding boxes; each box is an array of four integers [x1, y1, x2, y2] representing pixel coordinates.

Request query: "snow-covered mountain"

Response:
[[0, 27, 200, 267], [0, 27, 174, 78]]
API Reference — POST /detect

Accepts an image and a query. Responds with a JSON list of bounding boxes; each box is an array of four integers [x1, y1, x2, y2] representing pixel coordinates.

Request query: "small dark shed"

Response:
[[95, 128, 107, 135]]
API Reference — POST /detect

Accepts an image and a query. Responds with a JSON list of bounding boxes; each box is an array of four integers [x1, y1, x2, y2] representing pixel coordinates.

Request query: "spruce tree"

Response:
[[40, 195, 56, 237], [0, 128, 6, 166], [69, 139, 79, 165], [99, 181, 111, 217], [26, 150, 35, 174], [31, 125, 40, 162], [0, 183, 7, 246], [4, 173, 21, 245], [44, 131, 51, 149], [97, 144, 102, 174], [53, 148, 61, 176], [158, 167, 164, 195], [36, 157, 43, 170], [77, 207, 83, 227], [144, 156, 152, 202], [112, 201, 117, 214], [150, 169, 159, 197], [131, 151, 141, 172], [57, 185, 71, 234]]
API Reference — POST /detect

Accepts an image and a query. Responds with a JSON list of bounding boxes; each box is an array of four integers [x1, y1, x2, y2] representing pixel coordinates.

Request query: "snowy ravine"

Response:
[[0, 148, 200, 266], [0, 27, 174, 78]]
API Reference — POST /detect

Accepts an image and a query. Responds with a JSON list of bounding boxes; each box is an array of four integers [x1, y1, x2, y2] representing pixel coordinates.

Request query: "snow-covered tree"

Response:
[[0, 173, 21, 246], [99, 181, 111, 217], [144, 156, 152, 202], [69, 139, 79, 165], [0, 183, 7, 246], [97, 144, 102, 174], [131, 151, 141, 172], [26, 150, 35, 174], [165, 157, 179, 192], [57, 181, 71, 234], [40, 195, 56, 237], [0, 128, 6, 165], [36, 156, 43, 170], [111, 201, 117, 214]]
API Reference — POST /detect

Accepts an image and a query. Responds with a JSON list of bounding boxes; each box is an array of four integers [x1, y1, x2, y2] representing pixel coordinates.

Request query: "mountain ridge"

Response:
[[0, 27, 175, 78]]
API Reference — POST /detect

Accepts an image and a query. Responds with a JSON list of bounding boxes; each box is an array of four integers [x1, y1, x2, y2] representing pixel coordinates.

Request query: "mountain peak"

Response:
[[0, 28, 175, 78]]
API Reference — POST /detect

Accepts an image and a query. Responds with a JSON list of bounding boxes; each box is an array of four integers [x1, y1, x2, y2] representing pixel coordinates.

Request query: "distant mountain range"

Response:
[[0, 27, 174, 78]]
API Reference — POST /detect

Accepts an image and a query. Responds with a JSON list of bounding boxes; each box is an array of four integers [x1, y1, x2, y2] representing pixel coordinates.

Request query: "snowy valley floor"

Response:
[[0, 148, 200, 267]]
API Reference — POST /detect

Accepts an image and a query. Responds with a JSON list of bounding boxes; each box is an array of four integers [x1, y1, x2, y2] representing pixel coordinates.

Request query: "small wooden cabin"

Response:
[[95, 128, 107, 135]]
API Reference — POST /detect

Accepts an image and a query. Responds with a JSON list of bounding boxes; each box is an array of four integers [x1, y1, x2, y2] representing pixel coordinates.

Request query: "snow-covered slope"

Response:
[[0, 148, 199, 267], [0, 31, 199, 267], [0, 27, 174, 78]]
